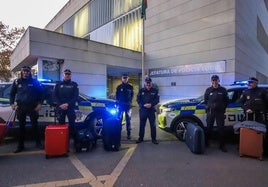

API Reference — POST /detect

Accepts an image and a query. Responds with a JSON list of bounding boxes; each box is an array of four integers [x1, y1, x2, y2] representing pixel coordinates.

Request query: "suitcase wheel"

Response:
[[112, 145, 120, 152], [76, 148, 82, 153], [75, 146, 82, 153]]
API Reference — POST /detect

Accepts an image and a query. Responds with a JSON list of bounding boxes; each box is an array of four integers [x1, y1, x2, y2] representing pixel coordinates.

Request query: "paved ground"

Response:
[[1, 107, 268, 187]]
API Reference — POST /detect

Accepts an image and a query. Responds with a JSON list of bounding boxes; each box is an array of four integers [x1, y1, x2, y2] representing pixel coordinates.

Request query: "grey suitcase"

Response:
[[185, 123, 205, 154]]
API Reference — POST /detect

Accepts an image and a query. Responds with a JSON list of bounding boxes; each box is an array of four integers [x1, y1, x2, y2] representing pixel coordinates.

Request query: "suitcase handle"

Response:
[[244, 112, 256, 121], [244, 112, 266, 123], [6, 109, 16, 127]]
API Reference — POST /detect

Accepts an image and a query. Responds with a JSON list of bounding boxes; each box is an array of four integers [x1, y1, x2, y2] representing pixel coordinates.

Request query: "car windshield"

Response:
[[0, 83, 12, 98], [189, 95, 204, 103], [79, 93, 95, 101]]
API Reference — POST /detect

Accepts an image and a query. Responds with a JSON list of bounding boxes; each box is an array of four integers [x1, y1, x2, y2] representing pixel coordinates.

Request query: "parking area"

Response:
[[1, 107, 268, 187]]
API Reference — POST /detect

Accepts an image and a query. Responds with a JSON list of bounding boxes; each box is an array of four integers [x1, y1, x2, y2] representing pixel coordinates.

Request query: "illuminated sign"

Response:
[[149, 60, 226, 77]]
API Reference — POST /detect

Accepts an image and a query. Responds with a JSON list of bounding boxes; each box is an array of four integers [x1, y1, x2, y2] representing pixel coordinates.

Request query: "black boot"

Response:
[[136, 138, 143, 143], [36, 141, 44, 149], [127, 131, 131, 140], [219, 145, 227, 152], [14, 144, 24, 153]]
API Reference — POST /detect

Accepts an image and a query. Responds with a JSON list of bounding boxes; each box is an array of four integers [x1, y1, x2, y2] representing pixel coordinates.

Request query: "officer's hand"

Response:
[[246, 109, 253, 113], [60, 103, 68, 110], [144, 103, 152, 108], [11, 104, 17, 110], [35, 104, 42, 111]]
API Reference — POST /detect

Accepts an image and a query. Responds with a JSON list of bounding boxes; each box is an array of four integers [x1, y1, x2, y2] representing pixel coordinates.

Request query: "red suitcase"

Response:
[[0, 123, 8, 143], [239, 127, 263, 160], [45, 125, 69, 158], [0, 110, 16, 143]]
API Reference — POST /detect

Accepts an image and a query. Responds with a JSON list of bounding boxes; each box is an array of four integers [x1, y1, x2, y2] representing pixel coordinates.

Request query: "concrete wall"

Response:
[[145, 0, 236, 101], [235, 0, 268, 83], [11, 27, 141, 98]]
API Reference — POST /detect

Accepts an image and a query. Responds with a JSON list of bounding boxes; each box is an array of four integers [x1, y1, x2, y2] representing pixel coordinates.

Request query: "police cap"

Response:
[[64, 69, 72, 74], [211, 75, 219, 81], [21, 66, 31, 72], [248, 77, 258, 83], [145, 77, 152, 83], [122, 73, 129, 79]]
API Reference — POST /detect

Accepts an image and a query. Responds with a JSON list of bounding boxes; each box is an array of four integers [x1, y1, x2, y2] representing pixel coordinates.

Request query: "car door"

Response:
[[224, 88, 244, 127]]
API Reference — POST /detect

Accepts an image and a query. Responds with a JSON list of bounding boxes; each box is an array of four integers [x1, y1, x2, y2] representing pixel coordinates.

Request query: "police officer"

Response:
[[54, 69, 79, 142], [116, 74, 134, 139], [204, 75, 229, 152], [10, 66, 44, 153], [238, 77, 268, 123], [136, 77, 159, 144]]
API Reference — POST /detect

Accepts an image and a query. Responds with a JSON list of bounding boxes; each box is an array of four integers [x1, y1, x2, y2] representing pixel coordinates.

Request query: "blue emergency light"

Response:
[[38, 78, 52, 82], [231, 81, 248, 86]]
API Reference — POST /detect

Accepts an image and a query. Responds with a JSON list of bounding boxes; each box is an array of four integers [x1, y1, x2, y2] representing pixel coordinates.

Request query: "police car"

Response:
[[0, 80, 119, 137], [157, 81, 268, 141]]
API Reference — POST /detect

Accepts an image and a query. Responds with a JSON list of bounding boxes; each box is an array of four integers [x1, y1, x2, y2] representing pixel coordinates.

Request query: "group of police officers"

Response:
[[10, 67, 161, 153], [10, 67, 79, 153], [9, 66, 268, 154], [116, 75, 160, 144], [204, 75, 268, 153]]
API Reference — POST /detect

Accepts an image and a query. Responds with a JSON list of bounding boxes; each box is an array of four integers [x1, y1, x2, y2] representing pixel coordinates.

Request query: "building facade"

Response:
[[11, 0, 268, 102], [144, 0, 268, 101]]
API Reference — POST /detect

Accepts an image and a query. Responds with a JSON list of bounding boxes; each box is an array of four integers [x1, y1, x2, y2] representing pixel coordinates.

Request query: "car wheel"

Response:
[[173, 118, 198, 141], [89, 114, 106, 138]]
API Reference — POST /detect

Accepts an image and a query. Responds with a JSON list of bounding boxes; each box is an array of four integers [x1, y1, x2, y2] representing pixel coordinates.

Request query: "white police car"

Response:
[[157, 81, 268, 141], [0, 80, 119, 137]]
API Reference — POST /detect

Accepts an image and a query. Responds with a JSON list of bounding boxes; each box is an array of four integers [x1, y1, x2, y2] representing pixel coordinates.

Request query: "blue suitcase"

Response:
[[185, 123, 205, 154], [102, 115, 122, 151]]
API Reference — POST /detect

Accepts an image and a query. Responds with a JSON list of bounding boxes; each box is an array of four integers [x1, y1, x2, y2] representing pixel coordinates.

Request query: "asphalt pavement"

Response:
[[1, 107, 268, 187]]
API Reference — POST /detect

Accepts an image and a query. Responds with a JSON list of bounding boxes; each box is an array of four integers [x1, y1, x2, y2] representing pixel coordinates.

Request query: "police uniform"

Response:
[[136, 77, 159, 144], [239, 78, 268, 123], [10, 66, 44, 153], [54, 69, 79, 139], [204, 75, 229, 152], [116, 74, 134, 139]]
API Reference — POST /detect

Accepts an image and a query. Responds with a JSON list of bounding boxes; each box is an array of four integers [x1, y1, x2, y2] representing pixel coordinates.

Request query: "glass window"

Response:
[[74, 5, 89, 37], [0, 83, 12, 98], [60, 0, 142, 51]]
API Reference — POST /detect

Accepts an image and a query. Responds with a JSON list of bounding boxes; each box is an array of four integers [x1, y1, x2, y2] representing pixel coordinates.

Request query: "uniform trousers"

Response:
[[138, 109, 156, 141], [206, 110, 225, 147], [119, 106, 131, 136], [16, 106, 41, 147], [57, 107, 76, 139]]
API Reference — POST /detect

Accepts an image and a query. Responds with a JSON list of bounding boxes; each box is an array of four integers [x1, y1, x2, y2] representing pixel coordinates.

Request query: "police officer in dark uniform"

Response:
[[238, 77, 268, 123], [136, 77, 159, 144], [10, 66, 44, 153], [116, 74, 134, 139], [204, 75, 229, 152], [54, 69, 79, 142]]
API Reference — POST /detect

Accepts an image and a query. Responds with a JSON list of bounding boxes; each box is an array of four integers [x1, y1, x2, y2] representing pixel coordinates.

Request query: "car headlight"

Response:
[[107, 108, 118, 115], [106, 106, 119, 116], [75, 110, 87, 122], [162, 107, 175, 112]]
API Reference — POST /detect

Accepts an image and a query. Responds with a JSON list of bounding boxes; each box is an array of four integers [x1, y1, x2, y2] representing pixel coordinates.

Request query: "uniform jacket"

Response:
[[238, 86, 268, 112], [137, 87, 159, 111], [204, 85, 229, 112], [9, 77, 43, 108], [116, 82, 134, 107], [54, 79, 79, 109]]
